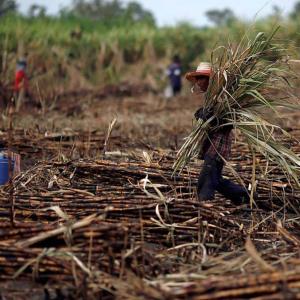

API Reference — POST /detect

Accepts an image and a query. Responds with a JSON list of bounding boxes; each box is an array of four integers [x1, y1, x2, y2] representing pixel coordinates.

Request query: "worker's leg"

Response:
[[217, 178, 250, 204], [172, 85, 181, 95], [197, 155, 220, 201]]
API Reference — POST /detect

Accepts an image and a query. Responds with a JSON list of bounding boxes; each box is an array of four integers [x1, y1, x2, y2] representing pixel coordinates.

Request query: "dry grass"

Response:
[[0, 82, 300, 299]]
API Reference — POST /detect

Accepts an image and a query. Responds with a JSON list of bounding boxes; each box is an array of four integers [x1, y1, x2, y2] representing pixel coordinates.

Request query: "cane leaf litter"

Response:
[[1, 29, 300, 299]]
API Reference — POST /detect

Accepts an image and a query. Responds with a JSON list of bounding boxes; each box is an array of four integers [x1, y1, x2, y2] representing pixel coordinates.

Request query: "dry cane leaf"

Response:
[[271, 182, 288, 188], [245, 236, 275, 272], [277, 220, 300, 246]]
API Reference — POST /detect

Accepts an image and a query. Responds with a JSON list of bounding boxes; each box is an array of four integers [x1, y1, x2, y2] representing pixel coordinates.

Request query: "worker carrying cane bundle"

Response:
[[185, 62, 250, 203]]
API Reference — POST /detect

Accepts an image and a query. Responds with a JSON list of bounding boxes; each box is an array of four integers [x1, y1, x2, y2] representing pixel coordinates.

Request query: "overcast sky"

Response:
[[17, 0, 299, 26]]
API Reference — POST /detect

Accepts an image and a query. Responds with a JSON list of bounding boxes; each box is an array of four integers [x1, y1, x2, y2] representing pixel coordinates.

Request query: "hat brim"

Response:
[[185, 71, 211, 82]]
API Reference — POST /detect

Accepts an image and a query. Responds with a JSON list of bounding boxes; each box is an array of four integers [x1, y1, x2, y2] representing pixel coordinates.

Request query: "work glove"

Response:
[[194, 107, 212, 121]]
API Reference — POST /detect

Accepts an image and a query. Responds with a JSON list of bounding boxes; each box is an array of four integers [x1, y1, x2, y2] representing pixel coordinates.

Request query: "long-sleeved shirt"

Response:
[[166, 62, 182, 90], [195, 107, 232, 160]]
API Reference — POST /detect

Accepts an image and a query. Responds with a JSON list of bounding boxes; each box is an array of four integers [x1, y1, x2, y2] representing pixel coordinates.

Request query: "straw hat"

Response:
[[185, 62, 212, 82]]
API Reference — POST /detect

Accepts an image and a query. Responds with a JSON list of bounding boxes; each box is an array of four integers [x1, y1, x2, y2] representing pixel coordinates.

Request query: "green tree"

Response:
[[0, 0, 17, 17], [124, 1, 155, 26], [290, 1, 300, 19], [205, 8, 236, 26], [66, 0, 155, 26], [28, 4, 47, 18], [268, 5, 282, 22], [69, 0, 124, 20]]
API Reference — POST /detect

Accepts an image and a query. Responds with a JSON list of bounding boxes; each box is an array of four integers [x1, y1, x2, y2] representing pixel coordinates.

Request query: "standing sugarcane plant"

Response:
[[173, 27, 300, 187]]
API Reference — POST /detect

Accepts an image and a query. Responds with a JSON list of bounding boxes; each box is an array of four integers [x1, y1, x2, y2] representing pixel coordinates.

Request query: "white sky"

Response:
[[17, 0, 299, 26]]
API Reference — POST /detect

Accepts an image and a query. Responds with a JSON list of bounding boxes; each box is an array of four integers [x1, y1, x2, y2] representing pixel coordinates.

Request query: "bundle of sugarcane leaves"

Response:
[[174, 27, 300, 190]]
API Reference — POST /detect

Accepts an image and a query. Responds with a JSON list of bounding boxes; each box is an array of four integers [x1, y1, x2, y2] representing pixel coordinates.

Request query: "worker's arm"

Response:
[[194, 108, 233, 130]]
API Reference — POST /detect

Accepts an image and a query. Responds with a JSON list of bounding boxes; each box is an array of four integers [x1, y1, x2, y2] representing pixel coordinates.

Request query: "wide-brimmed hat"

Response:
[[185, 62, 212, 82]]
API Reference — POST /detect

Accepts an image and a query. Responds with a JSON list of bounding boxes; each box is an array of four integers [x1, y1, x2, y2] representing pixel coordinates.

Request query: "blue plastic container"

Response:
[[0, 157, 14, 185]]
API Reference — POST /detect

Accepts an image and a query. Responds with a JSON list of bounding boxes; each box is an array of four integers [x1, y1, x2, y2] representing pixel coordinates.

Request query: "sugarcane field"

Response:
[[2, 1, 300, 299]]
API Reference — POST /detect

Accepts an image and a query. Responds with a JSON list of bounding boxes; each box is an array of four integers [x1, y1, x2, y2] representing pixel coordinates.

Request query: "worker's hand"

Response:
[[218, 117, 234, 129], [194, 108, 212, 121], [194, 108, 204, 121]]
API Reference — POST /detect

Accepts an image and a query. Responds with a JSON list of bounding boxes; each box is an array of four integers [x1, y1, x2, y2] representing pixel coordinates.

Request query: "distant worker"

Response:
[[165, 55, 182, 98], [14, 57, 29, 97]]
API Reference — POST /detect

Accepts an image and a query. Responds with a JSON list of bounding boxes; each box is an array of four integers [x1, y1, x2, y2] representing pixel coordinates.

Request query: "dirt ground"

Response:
[[0, 85, 300, 299]]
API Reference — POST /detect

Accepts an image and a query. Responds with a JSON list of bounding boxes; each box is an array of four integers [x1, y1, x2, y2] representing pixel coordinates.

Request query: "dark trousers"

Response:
[[197, 155, 249, 203], [172, 85, 181, 95]]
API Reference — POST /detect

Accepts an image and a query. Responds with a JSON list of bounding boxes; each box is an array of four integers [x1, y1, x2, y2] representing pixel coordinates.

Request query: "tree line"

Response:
[[2, 0, 300, 27], [0, 0, 156, 26]]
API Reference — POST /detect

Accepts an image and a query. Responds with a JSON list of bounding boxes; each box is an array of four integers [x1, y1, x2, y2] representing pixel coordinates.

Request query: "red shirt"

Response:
[[14, 70, 29, 92]]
